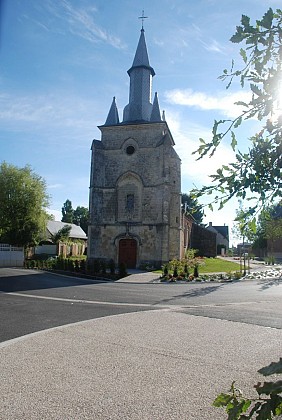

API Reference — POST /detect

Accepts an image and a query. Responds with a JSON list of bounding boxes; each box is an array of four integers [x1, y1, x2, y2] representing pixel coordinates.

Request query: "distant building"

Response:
[[34, 221, 87, 258], [46, 221, 87, 242], [237, 242, 253, 256], [182, 213, 217, 258], [207, 222, 229, 255], [191, 224, 217, 257]]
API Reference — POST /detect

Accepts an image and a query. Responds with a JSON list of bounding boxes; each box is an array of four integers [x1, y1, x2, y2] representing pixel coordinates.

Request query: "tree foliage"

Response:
[[213, 358, 282, 419], [61, 199, 74, 223], [73, 206, 89, 234], [181, 193, 204, 225], [253, 202, 282, 250], [0, 162, 50, 247], [193, 8, 282, 214], [61, 200, 89, 234], [232, 202, 256, 243], [50, 225, 71, 244]]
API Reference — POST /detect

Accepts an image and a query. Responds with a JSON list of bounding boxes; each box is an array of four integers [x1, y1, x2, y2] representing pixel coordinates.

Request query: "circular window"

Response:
[[126, 145, 135, 155]]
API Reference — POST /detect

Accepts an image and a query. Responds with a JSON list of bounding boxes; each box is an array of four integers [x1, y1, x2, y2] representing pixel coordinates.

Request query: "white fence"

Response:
[[0, 244, 24, 267]]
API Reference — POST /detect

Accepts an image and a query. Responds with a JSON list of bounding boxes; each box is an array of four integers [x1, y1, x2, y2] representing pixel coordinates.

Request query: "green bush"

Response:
[[109, 259, 115, 275], [100, 260, 107, 274], [93, 259, 101, 274], [118, 262, 127, 278]]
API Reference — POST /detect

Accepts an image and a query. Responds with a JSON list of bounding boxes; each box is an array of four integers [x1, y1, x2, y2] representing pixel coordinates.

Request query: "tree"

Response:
[[61, 199, 74, 223], [73, 206, 89, 234], [232, 203, 256, 274], [194, 8, 282, 218], [181, 193, 204, 225], [0, 162, 50, 247], [50, 225, 71, 244], [253, 202, 282, 254], [232, 204, 256, 244]]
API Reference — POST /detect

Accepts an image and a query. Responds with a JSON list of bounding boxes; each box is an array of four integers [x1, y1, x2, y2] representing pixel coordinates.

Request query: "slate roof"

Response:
[[212, 225, 229, 240], [47, 221, 87, 240]]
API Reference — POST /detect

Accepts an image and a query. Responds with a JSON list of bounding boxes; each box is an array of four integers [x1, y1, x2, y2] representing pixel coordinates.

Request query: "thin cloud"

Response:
[[201, 39, 225, 53], [48, 183, 64, 190], [43, 0, 125, 49], [165, 88, 251, 118], [0, 92, 100, 132]]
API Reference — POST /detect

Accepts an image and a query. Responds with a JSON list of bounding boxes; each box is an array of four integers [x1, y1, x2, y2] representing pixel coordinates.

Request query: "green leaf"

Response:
[[231, 132, 237, 151], [234, 101, 248, 107], [241, 14, 250, 28], [260, 8, 274, 29], [256, 401, 273, 420], [250, 84, 263, 96], [258, 358, 282, 376], [230, 27, 245, 43], [234, 116, 242, 129], [248, 217, 257, 234], [254, 380, 282, 396], [240, 48, 247, 63], [213, 393, 233, 407]]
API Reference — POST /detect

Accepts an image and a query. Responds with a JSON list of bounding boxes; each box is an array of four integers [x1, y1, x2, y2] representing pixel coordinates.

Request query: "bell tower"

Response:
[[88, 25, 182, 269]]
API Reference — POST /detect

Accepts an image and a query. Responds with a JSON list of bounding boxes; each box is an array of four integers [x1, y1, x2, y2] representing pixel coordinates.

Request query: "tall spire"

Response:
[[105, 97, 119, 126], [123, 28, 156, 123], [150, 92, 161, 122]]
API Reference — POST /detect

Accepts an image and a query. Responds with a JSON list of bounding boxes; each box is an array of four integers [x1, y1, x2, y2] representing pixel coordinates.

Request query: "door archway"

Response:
[[118, 239, 137, 269]]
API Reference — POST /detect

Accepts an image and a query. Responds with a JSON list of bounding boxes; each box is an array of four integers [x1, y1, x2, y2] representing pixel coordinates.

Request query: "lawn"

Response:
[[198, 257, 241, 274], [155, 257, 242, 275]]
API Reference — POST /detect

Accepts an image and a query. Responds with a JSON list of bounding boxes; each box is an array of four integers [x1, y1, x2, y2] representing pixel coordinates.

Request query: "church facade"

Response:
[[88, 28, 183, 269]]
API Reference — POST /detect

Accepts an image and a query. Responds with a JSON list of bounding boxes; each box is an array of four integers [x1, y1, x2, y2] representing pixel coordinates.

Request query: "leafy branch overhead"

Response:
[[213, 358, 282, 419], [193, 8, 282, 213]]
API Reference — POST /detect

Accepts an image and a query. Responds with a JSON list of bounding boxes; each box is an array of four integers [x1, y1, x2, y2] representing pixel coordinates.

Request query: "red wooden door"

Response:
[[119, 239, 137, 269]]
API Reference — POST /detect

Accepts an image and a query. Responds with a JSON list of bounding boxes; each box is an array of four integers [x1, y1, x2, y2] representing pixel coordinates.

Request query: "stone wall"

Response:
[[88, 121, 182, 268]]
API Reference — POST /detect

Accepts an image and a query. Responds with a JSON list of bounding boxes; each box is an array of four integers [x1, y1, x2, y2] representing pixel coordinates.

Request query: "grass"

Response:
[[198, 257, 241, 274], [155, 257, 241, 275]]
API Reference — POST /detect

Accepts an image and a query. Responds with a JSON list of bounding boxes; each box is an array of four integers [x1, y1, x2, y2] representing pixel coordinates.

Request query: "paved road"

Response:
[[0, 268, 281, 419], [0, 268, 281, 343]]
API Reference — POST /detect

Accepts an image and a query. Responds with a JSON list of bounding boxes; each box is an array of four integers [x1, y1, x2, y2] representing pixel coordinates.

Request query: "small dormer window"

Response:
[[126, 145, 135, 155]]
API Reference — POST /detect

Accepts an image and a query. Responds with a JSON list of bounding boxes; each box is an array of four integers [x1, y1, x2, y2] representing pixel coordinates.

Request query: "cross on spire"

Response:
[[138, 10, 148, 30]]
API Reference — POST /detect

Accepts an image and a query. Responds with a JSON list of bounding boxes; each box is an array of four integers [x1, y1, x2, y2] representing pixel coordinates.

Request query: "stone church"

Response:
[[88, 28, 183, 268]]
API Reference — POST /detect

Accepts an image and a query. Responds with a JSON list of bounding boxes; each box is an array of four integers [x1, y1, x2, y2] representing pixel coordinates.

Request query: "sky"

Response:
[[0, 0, 279, 245]]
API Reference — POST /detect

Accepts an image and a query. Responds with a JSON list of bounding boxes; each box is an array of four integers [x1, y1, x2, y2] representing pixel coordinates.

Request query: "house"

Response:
[[34, 221, 87, 258], [237, 242, 253, 256], [191, 224, 217, 257], [182, 213, 216, 258], [207, 222, 229, 255]]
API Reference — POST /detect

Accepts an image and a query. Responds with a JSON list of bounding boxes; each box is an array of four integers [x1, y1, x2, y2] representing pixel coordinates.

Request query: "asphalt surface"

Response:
[[0, 268, 281, 419]]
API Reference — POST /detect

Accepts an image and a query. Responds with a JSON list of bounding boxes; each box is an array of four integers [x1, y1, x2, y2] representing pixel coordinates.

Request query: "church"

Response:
[[88, 26, 183, 269]]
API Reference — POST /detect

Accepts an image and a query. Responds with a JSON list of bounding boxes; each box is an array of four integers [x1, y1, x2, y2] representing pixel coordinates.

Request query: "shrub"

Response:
[[80, 259, 86, 273], [118, 262, 127, 278], [100, 260, 107, 274], [162, 264, 168, 276], [93, 259, 101, 274], [74, 259, 80, 272], [109, 259, 115, 275]]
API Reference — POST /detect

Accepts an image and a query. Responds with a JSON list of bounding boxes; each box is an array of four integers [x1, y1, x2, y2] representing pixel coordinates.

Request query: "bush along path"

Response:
[[24, 257, 128, 280], [157, 254, 282, 284]]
